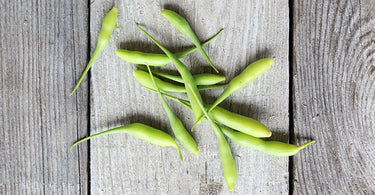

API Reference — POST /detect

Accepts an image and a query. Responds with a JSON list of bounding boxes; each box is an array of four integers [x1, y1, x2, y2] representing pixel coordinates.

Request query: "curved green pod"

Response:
[[133, 70, 226, 93], [137, 65, 226, 85], [117, 50, 170, 66], [194, 58, 274, 124], [70, 123, 182, 161], [186, 84, 236, 191], [161, 9, 219, 72], [209, 107, 271, 138], [71, 7, 117, 95], [210, 58, 274, 110], [116, 29, 223, 66], [192, 73, 226, 85], [221, 126, 314, 156]]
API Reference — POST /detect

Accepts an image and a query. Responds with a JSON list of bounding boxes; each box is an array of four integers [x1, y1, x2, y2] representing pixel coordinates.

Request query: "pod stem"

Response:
[[71, 47, 103, 95], [299, 140, 315, 149], [177, 147, 183, 161], [70, 128, 124, 150]]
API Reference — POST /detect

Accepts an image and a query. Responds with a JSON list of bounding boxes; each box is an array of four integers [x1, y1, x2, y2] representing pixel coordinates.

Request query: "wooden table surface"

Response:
[[1, 0, 374, 194]]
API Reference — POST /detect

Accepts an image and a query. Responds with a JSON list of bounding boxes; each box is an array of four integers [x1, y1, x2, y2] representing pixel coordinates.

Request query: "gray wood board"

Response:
[[293, 0, 375, 194], [89, 0, 290, 194], [0, 0, 89, 194]]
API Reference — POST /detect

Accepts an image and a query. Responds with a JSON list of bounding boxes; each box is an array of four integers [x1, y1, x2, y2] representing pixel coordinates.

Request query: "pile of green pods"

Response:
[[70, 7, 314, 191]]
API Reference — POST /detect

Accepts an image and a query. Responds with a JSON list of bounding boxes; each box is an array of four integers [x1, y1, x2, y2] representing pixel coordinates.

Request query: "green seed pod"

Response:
[[133, 70, 226, 93], [71, 7, 117, 95], [209, 106, 271, 138], [210, 58, 274, 109], [70, 123, 183, 160], [137, 65, 226, 85], [116, 50, 170, 66], [193, 58, 274, 124], [186, 83, 237, 191], [192, 73, 226, 85], [116, 29, 223, 67], [221, 126, 314, 156]]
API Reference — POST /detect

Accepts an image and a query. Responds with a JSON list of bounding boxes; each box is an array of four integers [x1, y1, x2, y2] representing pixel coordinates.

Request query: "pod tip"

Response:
[[299, 140, 315, 149], [176, 146, 183, 161]]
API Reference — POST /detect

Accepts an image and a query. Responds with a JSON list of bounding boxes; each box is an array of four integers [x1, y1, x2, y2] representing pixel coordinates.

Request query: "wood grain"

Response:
[[293, 0, 375, 194], [89, 0, 289, 194], [0, 0, 89, 194]]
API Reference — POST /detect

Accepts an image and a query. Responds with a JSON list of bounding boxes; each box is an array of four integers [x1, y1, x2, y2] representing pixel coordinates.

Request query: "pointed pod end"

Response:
[[225, 171, 237, 191], [299, 140, 315, 149], [174, 144, 183, 161], [70, 88, 77, 96], [226, 180, 235, 191], [213, 66, 219, 73], [178, 149, 183, 162]]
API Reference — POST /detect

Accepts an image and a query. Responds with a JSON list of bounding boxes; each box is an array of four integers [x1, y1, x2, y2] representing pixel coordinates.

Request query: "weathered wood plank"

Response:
[[90, 0, 289, 194], [0, 0, 89, 194], [293, 0, 375, 194]]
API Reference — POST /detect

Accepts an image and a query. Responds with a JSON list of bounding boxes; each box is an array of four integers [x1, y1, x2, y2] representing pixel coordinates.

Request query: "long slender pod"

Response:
[[146, 65, 198, 155], [71, 7, 117, 95], [210, 107, 271, 137], [70, 123, 182, 160], [161, 9, 219, 72], [209, 58, 274, 111], [221, 127, 314, 156], [116, 29, 223, 66], [194, 58, 274, 125], [186, 83, 237, 191], [137, 65, 226, 85], [133, 70, 226, 93]]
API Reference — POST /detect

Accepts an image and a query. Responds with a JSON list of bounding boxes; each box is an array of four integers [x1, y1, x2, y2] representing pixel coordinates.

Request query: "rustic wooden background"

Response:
[[1, 0, 374, 194]]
